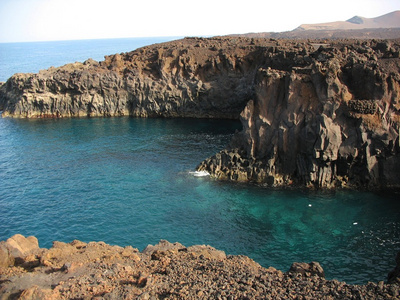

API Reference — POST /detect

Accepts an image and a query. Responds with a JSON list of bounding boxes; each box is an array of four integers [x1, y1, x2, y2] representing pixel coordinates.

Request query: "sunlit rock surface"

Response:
[[0, 234, 399, 299]]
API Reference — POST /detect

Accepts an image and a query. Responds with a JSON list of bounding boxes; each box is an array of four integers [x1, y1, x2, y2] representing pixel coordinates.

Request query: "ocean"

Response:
[[0, 37, 181, 82], [0, 37, 399, 285]]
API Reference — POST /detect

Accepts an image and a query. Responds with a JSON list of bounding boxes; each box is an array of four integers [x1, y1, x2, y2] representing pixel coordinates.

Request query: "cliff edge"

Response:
[[0, 234, 399, 299], [1, 37, 400, 189]]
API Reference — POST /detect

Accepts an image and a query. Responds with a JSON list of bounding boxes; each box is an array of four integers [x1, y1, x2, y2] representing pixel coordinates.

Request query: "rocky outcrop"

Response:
[[1, 37, 400, 189], [289, 261, 325, 278], [0, 234, 39, 268], [0, 37, 264, 119], [197, 39, 400, 189], [0, 234, 399, 299]]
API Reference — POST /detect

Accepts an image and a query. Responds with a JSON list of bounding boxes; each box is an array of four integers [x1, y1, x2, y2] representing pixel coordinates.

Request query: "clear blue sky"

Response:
[[0, 0, 399, 43]]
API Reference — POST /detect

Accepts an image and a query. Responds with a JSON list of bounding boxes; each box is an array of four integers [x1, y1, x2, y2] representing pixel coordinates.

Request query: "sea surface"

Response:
[[0, 38, 399, 285], [0, 37, 181, 82]]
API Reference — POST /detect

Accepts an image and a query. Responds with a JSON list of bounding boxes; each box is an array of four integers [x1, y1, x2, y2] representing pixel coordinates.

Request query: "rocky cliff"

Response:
[[1, 37, 400, 189], [1, 234, 399, 299], [196, 39, 400, 189], [0, 37, 262, 119]]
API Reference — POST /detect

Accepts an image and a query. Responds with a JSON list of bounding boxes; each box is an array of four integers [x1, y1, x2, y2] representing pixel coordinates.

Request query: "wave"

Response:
[[189, 170, 210, 177]]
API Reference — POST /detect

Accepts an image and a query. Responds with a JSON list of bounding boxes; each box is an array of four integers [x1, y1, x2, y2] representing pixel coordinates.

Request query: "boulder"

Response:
[[289, 261, 325, 278], [0, 241, 14, 267], [142, 240, 186, 256], [186, 244, 226, 260], [0, 234, 40, 267], [5, 234, 39, 258]]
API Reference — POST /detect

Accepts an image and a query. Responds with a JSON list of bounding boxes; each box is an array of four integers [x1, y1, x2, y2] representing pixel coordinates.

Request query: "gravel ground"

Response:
[[0, 235, 399, 299]]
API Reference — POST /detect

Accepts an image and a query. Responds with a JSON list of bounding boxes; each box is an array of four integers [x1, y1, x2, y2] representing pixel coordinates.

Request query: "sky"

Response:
[[0, 0, 399, 43]]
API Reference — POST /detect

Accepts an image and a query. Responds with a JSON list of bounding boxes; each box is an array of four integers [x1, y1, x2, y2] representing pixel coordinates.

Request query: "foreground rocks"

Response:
[[1, 37, 400, 189], [0, 235, 399, 299]]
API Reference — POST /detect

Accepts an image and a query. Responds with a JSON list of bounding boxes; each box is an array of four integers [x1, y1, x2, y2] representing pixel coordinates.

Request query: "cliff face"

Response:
[[197, 39, 400, 189], [0, 37, 264, 119], [1, 37, 400, 189]]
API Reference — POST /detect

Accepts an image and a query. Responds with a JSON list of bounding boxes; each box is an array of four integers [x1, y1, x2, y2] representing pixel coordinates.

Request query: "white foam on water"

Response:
[[189, 170, 210, 177]]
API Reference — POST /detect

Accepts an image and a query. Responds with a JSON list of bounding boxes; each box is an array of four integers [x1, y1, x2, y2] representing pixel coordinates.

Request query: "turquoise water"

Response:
[[0, 116, 399, 284], [0, 37, 399, 285]]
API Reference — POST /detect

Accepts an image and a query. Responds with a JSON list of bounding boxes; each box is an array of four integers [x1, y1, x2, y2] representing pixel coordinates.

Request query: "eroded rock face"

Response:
[[1, 37, 400, 189], [196, 39, 400, 189], [0, 37, 263, 119]]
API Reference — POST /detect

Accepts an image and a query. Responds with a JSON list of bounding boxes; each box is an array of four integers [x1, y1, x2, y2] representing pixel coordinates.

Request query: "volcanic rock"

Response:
[[1, 37, 400, 189], [289, 261, 325, 278], [0, 234, 399, 299], [0, 235, 40, 268]]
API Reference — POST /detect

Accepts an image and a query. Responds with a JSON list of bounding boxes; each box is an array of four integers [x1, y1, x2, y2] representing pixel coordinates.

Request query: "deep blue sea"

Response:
[[0, 37, 181, 82], [0, 38, 399, 285]]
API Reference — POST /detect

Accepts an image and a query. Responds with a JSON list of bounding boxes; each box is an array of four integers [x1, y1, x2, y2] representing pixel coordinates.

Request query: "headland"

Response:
[[1, 37, 400, 189]]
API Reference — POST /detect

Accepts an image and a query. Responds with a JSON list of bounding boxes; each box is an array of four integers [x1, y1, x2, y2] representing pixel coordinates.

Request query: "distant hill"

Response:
[[296, 10, 400, 31], [230, 11, 400, 40]]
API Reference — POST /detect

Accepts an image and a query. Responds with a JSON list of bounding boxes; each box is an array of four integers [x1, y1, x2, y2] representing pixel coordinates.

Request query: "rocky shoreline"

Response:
[[0, 234, 399, 299], [1, 37, 400, 190]]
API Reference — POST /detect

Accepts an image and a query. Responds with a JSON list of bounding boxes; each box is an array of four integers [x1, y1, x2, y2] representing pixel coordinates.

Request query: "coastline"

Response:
[[1, 37, 399, 190], [0, 36, 399, 297], [1, 234, 399, 299]]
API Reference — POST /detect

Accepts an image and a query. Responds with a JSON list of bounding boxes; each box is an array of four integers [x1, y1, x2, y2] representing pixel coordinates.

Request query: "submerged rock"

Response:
[[0, 234, 399, 299], [1, 37, 400, 189]]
